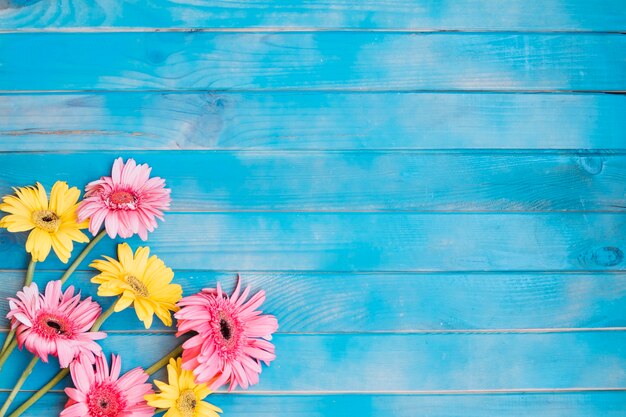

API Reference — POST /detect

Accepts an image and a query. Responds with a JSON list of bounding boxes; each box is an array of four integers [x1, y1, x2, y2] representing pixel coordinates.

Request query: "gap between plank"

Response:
[[1, 269, 625, 275], [0, 28, 624, 34], [3, 328, 626, 335], [5, 388, 626, 395], [0, 90, 624, 96], [1, 149, 626, 155], [2, 89, 625, 94]]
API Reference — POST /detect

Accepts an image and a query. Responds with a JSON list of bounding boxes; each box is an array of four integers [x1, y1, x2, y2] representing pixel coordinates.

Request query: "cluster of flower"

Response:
[[0, 158, 278, 417]]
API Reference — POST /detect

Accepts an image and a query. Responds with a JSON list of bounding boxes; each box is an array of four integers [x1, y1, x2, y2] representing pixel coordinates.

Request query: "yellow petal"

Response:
[[25, 228, 52, 262], [154, 382, 180, 399], [57, 223, 89, 243], [114, 292, 135, 311], [48, 181, 68, 214], [0, 195, 34, 217], [193, 384, 212, 400], [153, 305, 174, 327], [165, 408, 183, 417], [145, 395, 175, 409], [90, 257, 125, 275], [50, 181, 81, 216], [0, 214, 35, 232], [132, 246, 150, 278], [134, 299, 154, 328], [50, 233, 73, 263], [34, 182, 49, 210], [14, 184, 46, 212], [166, 360, 180, 389], [117, 243, 135, 269], [97, 286, 124, 297], [197, 401, 222, 416]]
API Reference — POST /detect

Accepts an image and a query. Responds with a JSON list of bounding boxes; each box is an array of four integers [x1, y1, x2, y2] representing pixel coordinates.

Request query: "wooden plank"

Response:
[[1, 92, 625, 150], [2, 271, 625, 332], [1, 33, 625, 91], [0, 151, 624, 212], [2, 332, 626, 391], [1, 0, 624, 31], [2, 391, 626, 417], [1, 213, 624, 272]]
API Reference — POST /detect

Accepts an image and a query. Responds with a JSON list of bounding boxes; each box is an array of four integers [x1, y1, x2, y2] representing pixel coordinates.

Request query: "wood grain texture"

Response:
[[1, 0, 625, 31], [2, 92, 626, 150], [2, 332, 626, 391], [0, 151, 624, 212], [2, 33, 625, 91], [2, 213, 624, 271], [1, 2, 624, 414], [2, 271, 625, 332], [3, 391, 626, 417]]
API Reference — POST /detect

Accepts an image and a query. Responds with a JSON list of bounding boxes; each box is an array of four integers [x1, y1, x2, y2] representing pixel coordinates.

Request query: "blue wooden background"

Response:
[[1, 1, 626, 416]]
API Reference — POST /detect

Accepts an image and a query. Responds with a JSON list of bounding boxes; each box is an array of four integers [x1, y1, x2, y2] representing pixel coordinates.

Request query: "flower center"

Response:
[[31, 210, 60, 232], [176, 389, 197, 417], [87, 383, 126, 417], [46, 320, 63, 332], [213, 311, 243, 358], [125, 275, 149, 297], [35, 314, 71, 339], [107, 190, 138, 210], [219, 318, 231, 340]]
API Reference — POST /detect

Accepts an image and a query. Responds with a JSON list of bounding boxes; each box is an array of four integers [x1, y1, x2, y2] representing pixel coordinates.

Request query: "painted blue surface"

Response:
[[2, 93, 626, 150], [3, 271, 626, 332], [2, 33, 626, 91], [0, 1, 625, 416], [2, 0, 626, 31]]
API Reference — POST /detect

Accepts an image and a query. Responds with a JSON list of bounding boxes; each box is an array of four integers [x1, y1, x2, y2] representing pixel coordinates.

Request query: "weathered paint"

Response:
[[0, 1, 624, 416]]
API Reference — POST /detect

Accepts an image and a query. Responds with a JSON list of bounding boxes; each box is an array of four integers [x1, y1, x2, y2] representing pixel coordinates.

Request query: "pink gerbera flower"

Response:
[[175, 277, 279, 391], [62, 353, 154, 417], [6, 280, 105, 368], [77, 157, 171, 240]]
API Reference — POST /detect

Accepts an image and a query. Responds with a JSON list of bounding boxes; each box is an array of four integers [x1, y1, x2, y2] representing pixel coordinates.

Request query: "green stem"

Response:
[[0, 340, 17, 372], [0, 356, 38, 417], [0, 329, 16, 358], [1, 261, 36, 357], [91, 301, 117, 332], [145, 343, 183, 376], [24, 260, 36, 287], [6, 368, 68, 417], [4, 298, 119, 417], [59, 229, 107, 284]]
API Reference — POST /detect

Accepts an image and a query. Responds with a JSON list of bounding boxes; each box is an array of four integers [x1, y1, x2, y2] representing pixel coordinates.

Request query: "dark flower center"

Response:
[[125, 275, 149, 297], [46, 320, 64, 334], [36, 314, 71, 338], [176, 390, 197, 417], [220, 318, 231, 340], [32, 210, 61, 232], [87, 383, 125, 417]]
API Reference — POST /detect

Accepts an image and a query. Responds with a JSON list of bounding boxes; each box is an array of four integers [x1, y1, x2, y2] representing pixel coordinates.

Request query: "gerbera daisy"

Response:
[[62, 353, 154, 417], [175, 277, 278, 391], [0, 181, 89, 263], [77, 157, 171, 240], [90, 243, 182, 329], [145, 357, 222, 417], [6, 280, 105, 367]]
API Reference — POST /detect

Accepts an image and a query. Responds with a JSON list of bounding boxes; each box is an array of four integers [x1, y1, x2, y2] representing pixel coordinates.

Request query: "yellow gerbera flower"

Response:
[[0, 181, 89, 263], [145, 357, 222, 417], [90, 243, 182, 328]]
